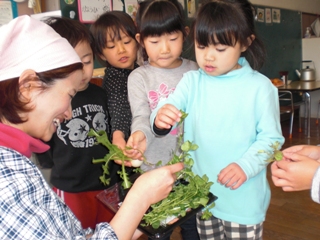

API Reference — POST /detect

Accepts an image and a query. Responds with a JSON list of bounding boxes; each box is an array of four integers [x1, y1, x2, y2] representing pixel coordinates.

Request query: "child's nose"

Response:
[[117, 42, 126, 53], [205, 51, 215, 61], [160, 41, 170, 53]]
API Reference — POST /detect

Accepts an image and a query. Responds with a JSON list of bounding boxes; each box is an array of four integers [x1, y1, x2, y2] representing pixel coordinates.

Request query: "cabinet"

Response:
[[302, 13, 319, 37]]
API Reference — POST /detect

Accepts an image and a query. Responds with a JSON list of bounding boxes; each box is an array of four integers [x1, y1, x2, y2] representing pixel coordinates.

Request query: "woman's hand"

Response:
[[110, 163, 184, 240], [131, 163, 184, 204]]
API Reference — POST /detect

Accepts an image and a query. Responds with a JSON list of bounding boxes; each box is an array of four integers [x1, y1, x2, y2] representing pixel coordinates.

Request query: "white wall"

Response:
[[44, 0, 60, 11], [302, 38, 320, 118]]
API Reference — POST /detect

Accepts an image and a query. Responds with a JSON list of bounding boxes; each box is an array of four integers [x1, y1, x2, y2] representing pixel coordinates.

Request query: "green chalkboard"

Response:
[[254, 6, 302, 81]]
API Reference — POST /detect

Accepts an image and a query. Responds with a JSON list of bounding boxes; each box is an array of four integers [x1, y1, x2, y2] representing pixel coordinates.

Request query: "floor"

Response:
[[138, 117, 320, 240]]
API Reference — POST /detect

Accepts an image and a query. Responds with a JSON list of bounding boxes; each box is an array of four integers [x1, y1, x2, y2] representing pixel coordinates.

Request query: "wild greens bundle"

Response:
[[89, 110, 215, 228]]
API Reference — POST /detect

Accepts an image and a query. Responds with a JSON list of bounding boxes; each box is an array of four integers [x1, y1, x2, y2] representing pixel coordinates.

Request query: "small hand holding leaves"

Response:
[[88, 129, 140, 189]]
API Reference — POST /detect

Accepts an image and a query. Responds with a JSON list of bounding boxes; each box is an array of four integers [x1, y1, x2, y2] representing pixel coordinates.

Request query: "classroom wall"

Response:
[[40, 0, 320, 15]]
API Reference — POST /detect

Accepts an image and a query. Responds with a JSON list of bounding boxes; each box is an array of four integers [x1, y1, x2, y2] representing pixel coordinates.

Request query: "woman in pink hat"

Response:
[[0, 15, 183, 240]]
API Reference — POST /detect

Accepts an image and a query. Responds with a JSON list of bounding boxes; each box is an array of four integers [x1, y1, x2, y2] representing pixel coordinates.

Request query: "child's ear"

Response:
[[185, 26, 190, 36], [241, 34, 255, 52], [135, 33, 144, 47], [99, 54, 107, 61]]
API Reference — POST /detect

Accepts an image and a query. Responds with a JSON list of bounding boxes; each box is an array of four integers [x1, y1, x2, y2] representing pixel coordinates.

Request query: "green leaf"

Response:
[[258, 141, 283, 163]]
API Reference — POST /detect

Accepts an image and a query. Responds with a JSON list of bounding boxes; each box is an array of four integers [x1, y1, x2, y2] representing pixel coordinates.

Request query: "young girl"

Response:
[[126, 0, 199, 239], [127, 0, 199, 168], [36, 17, 121, 229], [151, 0, 285, 239], [90, 11, 138, 151]]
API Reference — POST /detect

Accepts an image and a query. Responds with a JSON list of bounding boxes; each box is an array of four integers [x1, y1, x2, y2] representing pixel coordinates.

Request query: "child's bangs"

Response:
[[106, 25, 125, 41], [140, 3, 184, 37], [195, 3, 240, 47]]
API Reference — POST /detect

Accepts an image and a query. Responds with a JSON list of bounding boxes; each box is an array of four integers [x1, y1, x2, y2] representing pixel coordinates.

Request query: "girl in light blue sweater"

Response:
[[151, 0, 284, 239]]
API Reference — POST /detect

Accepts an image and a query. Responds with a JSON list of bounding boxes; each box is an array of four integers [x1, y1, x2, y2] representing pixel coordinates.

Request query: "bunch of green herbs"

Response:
[[89, 110, 215, 228]]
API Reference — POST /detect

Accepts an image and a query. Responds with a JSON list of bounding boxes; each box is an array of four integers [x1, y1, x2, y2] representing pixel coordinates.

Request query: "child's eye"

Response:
[[216, 48, 226, 52], [196, 45, 205, 49], [124, 39, 132, 44], [170, 37, 178, 42], [106, 45, 115, 49], [150, 40, 158, 44]]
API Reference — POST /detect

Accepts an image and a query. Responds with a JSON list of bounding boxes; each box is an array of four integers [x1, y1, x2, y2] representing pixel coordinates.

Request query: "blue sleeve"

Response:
[[235, 83, 285, 179]]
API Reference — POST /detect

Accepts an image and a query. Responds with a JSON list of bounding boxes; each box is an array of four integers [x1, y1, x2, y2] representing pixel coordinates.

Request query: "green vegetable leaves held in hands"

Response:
[[89, 110, 216, 228], [141, 174, 214, 229], [140, 110, 215, 228], [258, 141, 283, 163], [88, 129, 134, 189]]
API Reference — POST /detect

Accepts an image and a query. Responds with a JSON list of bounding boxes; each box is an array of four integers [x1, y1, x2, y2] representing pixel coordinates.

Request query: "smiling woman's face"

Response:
[[22, 70, 83, 142]]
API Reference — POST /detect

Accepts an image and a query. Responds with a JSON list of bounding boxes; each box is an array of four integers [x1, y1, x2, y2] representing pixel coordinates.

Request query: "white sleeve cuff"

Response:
[[311, 166, 320, 204]]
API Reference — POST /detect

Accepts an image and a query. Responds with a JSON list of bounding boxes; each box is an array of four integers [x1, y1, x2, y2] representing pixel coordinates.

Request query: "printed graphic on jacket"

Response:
[[57, 104, 108, 148]]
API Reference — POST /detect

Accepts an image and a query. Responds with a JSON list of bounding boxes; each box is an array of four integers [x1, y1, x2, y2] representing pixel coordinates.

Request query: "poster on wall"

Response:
[[265, 8, 271, 24], [124, 0, 139, 22], [272, 9, 281, 23], [257, 8, 264, 22], [78, 0, 112, 23], [0, 0, 17, 27]]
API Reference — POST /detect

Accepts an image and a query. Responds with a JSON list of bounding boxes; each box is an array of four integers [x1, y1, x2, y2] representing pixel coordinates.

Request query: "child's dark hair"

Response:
[[192, 0, 266, 70], [90, 11, 137, 65], [137, 0, 187, 40], [44, 17, 95, 54], [136, 0, 187, 61]]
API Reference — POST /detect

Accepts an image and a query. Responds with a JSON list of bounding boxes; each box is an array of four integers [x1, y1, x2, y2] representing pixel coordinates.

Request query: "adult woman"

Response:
[[0, 15, 183, 240]]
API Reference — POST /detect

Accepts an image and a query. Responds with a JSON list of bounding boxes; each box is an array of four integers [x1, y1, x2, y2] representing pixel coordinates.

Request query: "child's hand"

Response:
[[217, 163, 247, 190], [112, 130, 127, 150], [282, 145, 320, 162], [155, 104, 181, 129], [271, 153, 320, 191], [125, 131, 146, 161], [112, 130, 131, 166]]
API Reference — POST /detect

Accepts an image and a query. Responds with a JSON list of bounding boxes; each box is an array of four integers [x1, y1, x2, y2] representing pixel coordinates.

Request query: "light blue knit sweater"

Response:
[[151, 57, 285, 224]]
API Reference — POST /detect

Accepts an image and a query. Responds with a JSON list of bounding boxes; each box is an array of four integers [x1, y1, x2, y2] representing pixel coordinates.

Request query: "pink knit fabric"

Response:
[[0, 123, 49, 158]]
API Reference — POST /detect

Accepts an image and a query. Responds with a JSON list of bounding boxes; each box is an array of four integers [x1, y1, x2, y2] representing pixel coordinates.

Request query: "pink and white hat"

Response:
[[0, 15, 81, 82]]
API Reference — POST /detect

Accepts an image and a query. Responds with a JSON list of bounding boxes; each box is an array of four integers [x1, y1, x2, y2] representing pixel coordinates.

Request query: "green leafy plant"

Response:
[[142, 174, 214, 229], [140, 110, 215, 228], [88, 129, 138, 189], [258, 141, 283, 163], [89, 110, 215, 228]]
